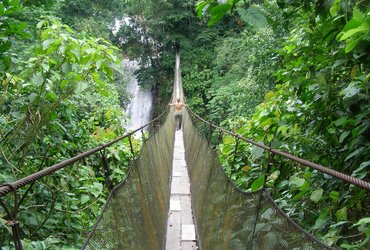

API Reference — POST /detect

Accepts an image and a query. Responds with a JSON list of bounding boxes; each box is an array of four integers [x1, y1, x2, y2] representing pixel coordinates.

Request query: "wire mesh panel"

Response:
[[82, 109, 175, 250], [182, 109, 330, 250]]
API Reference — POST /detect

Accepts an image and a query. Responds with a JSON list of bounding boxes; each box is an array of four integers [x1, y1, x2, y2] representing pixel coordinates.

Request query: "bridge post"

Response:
[[217, 130, 223, 144], [100, 149, 113, 191], [230, 138, 240, 179], [140, 129, 145, 140], [208, 122, 213, 143], [247, 150, 275, 249], [128, 135, 135, 161], [0, 184, 23, 250]]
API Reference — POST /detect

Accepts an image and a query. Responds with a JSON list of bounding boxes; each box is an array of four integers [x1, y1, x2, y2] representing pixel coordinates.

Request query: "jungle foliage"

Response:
[[0, 0, 138, 248], [116, 0, 370, 248], [1, 0, 369, 249], [112, 0, 200, 115], [193, 0, 370, 248]]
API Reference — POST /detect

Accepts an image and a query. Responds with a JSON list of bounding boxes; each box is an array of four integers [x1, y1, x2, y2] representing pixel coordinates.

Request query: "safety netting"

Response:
[[81, 109, 175, 249], [182, 109, 331, 250], [82, 49, 334, 249]]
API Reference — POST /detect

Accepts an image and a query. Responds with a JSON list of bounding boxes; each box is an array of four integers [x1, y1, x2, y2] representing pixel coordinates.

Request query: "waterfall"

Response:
[[113, 18, 153, 131], [123, 60, 154, 131]]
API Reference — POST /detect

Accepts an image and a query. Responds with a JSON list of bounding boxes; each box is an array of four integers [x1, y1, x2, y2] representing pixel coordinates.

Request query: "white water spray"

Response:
[[123, 60, 154, 131]]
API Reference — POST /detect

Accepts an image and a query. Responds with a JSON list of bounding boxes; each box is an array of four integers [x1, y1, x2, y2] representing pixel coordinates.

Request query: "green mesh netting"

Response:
[[81, 109, 175, 250], [82, 50, 331, 249], [182, 109, 330, 250]]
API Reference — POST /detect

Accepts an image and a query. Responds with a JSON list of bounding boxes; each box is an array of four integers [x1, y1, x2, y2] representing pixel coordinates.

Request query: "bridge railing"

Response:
[[186, 107, 370, 191], [183, 105, 370, 249], [0, 106, 170, 250]]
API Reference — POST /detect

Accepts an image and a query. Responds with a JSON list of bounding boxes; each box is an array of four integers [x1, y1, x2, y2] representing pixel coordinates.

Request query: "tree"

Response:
[[0, 16, 134, 248]]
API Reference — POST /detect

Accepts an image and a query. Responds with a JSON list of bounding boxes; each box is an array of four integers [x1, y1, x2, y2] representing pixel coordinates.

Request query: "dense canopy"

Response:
[[0, 0, 369, 249]]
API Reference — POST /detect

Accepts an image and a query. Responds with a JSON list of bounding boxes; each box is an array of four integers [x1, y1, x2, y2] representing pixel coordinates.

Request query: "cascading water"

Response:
[[123, 60, 154, 131]]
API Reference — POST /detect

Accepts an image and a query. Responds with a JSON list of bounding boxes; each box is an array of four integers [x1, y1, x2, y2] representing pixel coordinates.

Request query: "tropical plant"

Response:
[[216, 2, 370, 248], [0, 16, 136, 248]]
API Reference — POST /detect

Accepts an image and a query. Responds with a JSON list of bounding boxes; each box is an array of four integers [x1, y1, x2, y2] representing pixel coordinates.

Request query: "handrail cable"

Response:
[[0, 106, 169, 197], [186, 106, 370, 191]]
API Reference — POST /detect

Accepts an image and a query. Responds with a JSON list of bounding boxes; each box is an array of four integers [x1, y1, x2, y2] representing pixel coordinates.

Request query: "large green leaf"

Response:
[[209, 4, 231, 16], [330, 0, 341, 17], [329, 191, 339, 203], [345, 36, 363, 53], [237, 6, 268, 28], [352, 8, 365, 21], [195, 2, 207, 19], [250, 144, 265, 159], [353, 217, 370, 227], [42, 38, 54, 50], [340, 25, 369, 41], [314, 210, 329, 229], [339, 130, 350, 143], [223, 135, 235, 144], [335, 117, 347, 127], [80, 194, 90, 205], [289, 176, 305, 189], [310, 188, 323, 203], [31, 73, 44, 86], [345, 147, 364, 161], [251, 175, 265, 191], [352, 160, 370, 179], [336, 207, 348, 221], [342, 82, 361, 99]]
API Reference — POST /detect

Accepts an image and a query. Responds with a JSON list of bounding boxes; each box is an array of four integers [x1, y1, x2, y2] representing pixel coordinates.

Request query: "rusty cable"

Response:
[[17, 145, 50, 210], [186, 107, 370, 191], [0, 106, 169, 197]]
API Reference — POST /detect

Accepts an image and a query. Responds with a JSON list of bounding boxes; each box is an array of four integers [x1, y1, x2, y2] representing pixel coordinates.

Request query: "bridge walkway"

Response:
[[166, 130, 197, 250]]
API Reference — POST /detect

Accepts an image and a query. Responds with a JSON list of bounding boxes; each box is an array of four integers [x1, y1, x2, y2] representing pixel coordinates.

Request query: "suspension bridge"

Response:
[[1, 51, 369, 250]]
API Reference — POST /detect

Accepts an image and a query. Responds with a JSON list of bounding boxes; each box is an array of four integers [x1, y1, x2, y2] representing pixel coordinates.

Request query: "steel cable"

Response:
[[186, 106, 370, 191], [0, 106, 169, 197]]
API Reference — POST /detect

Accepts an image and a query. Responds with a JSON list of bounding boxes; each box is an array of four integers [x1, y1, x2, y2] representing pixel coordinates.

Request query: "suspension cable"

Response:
[[186, 107, 370, 191], [0, 106, 169, 197]]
